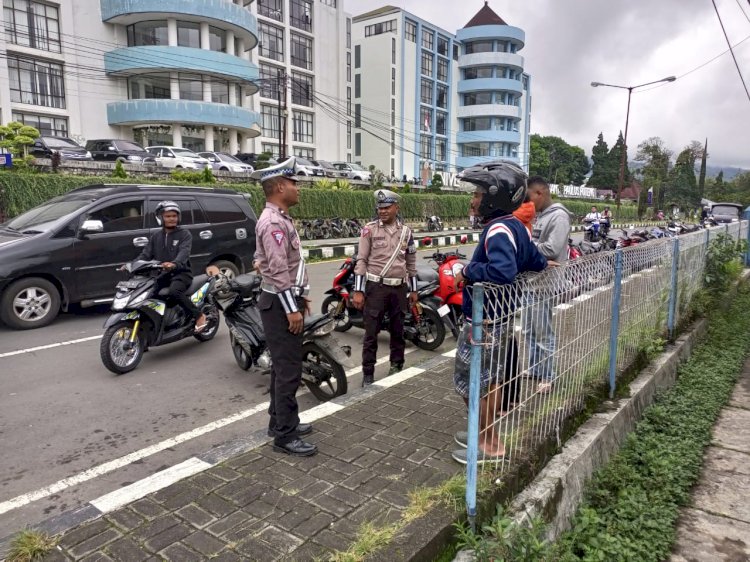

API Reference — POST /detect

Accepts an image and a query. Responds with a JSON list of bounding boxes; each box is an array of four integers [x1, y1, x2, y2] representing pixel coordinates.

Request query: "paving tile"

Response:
[[176, 503, 216, 528], [257, 525, 304, 554], [159, 543, 202, 562], [105, 536, 151, 562], [182, 530, 226, 557], [69, 528, 122, 559]]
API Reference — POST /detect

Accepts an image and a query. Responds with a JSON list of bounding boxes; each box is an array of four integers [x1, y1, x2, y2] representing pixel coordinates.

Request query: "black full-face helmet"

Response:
[[459, 160, 527, 219]]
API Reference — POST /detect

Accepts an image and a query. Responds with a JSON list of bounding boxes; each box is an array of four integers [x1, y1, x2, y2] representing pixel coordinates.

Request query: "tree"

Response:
[[697, 139, 708, 200], [635, 137, 672, 211], [528, 134, 589, 185], [666, 147, 699, 209], [0, 121, 40, 157], [588, 133, 617, 188], [608, 131, 631, 189]]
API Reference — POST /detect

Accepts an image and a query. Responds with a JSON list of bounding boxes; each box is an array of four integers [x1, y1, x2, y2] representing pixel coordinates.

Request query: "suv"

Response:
[[294, 158, 325, 177], [313, 160, 347, 178], [86, 139, 153, 163], [198, 152, 254, 174], [30, 136, 92, 161], [331, 162, 371, 181], [145, 146, 209, 169], [0, 185, 257, 329]]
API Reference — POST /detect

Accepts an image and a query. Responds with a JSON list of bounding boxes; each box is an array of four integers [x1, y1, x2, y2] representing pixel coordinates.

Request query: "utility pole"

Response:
[[276, 69, 288, 160]]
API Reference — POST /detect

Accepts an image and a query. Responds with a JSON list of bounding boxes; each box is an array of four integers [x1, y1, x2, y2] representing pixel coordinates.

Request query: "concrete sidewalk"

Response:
[[670, 361, 750, 561], [35, 356, 465, 561]]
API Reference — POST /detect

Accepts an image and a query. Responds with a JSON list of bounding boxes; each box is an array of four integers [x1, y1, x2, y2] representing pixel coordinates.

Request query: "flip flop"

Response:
[[194, 322, 208, 334], [537, 382, 554, 394]]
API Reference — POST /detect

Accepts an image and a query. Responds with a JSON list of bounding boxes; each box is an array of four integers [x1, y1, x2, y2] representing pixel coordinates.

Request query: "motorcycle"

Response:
[[426, 215, 444, 232], [582, 219, 602, 242], [567, 238, 582, 260], [321, 257, 447, 350], [100, 260, 220, 374], [346, 218, 362, 238], [210, 271, 351, 402], [418, 249, 467, 339]]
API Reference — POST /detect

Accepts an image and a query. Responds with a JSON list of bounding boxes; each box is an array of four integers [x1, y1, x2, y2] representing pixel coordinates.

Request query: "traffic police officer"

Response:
[[352, 189, 418, 386], [252, 157, 316, 457]]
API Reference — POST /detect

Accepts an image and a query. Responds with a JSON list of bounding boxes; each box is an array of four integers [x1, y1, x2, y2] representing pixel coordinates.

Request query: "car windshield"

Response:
[[298, 158, 316, 166], [317, 161, 334, 169], [116, 141, 144, 151], [172, 148, 199, 157], [349, 163, 367, 171], [3, 196, 93, 232], [43, 137, 79, 149], [712, 205, 740, 217], [217, 153, 242, 163]]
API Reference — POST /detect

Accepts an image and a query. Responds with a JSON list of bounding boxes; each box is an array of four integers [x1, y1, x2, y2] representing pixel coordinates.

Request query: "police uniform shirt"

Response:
[[354, 220, 418, 292]]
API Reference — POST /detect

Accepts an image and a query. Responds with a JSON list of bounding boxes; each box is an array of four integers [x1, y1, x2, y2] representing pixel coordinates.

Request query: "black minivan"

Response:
[[0, 184, 257, 329]]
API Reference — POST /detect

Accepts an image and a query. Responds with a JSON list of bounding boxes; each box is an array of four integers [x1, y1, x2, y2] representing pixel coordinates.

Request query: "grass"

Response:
[[5, 529, 58, 562]]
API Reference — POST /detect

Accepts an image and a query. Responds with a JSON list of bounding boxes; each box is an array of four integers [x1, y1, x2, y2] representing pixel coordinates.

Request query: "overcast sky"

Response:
[[351, 0, 750, 170]]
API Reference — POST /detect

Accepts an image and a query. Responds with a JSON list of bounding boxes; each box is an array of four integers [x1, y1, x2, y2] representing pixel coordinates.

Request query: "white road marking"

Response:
[[373, 366, 425, 388], [0, 335, 103, 359], [442, 348, 457, 358], [90, 457, 211, 513], [299, 401, 345, 422]]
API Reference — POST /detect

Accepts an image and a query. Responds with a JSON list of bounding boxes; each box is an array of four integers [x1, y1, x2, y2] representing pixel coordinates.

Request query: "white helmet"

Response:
[[155, 200, 181, 225]]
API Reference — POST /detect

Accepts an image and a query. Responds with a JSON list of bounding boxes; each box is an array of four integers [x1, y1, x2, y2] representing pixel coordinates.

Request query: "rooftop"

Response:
[[463, 1, 508, 28]]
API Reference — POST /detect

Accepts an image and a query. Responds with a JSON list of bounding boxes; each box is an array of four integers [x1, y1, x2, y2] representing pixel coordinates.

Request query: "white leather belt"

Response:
[[366, 273, 403, 286], [261, 283, 309, 297]]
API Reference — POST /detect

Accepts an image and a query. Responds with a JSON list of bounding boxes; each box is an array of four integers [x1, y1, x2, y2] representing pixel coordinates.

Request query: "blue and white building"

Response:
[[352, 2, 531, 179]]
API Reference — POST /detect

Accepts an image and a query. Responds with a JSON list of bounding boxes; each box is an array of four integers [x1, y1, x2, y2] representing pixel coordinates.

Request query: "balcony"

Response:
[[458, 52, 524, 70], [456, 130, 520, 146], [456, 104, 520, 119], [457, 154, 521, 169], [104, 47, 259, 88], [100, 0, 258, 48], [107, 99, 261, 135], [457, 77, 524, 95], [456, 25, 525, 47]]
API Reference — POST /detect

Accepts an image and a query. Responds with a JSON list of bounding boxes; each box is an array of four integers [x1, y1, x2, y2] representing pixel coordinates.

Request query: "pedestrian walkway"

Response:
[[41, 357, 465, 561], [670, 361, 750, 561]]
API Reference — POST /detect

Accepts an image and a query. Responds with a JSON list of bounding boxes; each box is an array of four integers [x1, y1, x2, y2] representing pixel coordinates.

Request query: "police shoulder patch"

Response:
[[271, 230, 285, 245]]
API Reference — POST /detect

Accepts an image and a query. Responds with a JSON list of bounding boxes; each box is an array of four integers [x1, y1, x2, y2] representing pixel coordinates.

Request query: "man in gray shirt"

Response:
[[525, 176, 573, 393]]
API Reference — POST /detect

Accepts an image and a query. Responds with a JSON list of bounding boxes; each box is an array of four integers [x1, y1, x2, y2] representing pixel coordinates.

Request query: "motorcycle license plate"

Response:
[[116, 280, 140, 289], [437, 304, 450, 317]]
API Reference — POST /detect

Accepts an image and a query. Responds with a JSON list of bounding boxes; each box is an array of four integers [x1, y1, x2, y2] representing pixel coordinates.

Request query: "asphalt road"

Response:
[[0, 244, 475, 540]]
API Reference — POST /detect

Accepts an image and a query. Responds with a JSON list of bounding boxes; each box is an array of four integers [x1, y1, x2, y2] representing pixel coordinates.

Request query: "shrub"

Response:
[[111, 160, 127, 179], [313, 178, 334, 190], [50, 151, 61, 173], [169, 169, 205, 184], [200, 165, 215, 184]]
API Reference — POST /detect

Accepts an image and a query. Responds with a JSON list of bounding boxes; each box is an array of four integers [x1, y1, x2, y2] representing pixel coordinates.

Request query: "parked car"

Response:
[[294, 158, 326, 177], [86, 139, 153, 164], [313, 160, 347, 178], [331, 162, 371, 181], [198, 152, 254, 174], [30, 136, 92, 161], [0, 184, 257, 330], [145, 146, 209, 169], [235, 153, 278, 167], [710, 203, 743, 224]]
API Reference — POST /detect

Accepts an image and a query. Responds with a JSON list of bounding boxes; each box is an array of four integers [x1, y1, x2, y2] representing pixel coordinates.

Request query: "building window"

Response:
[[12, 111, 67, 136], [347, 120, 351, 149], [522, 75, 529, 90], [126, 21, 168, 47], [261, 143, 280, 158], [437, 58, 448, 82], [421, 29, 433, 50], [176, 21, 201, 48], [294, 147, 315, 159], [463, 92, 493, 105], [290, 33, 312, 70], [391, 67, 395, 95], [178, 73, 203, 101], [420, 135, 431, 159], [354, 45, 360, 68], [453, 44, 459, 60], [209, 26, 226, 52], [346, 17, 351, 48], [128, 73, 171, 100], [292, 111, 314, 143], [436, 84, 447, 108], [437, 36, 449, 56], [436, 138, 446, 161], [462, 142, 490, 157], [464, 66, 493, 80], [391, 129, 395, 155], [8, 55, 65, 108], [391, 98, 395, 126], [354, 103, 361, 127], [212, 80, 230, 103], [436, 112, 447, 135], [405, 19, 416, 42], [347, 86, 351, 116], [290, 0, 313, 32], [420, 78, 432, 104], [320, 0, 336, 6], [421, 51, 433, 77], [463, 117, 492, 131], [261, 104, 281, 139], [465, 40, 493, 54], [3, 0, 60, 52], [364, 19, 396, 37], [291, 72, 313, 106], [420, 107, 432, 132], [259, 64, 282, 100], [259, 22, 284, 61], [354, 74, 361, 98], [257, 0, 283, 22], [346, 51, 351, 82], [497, 41, 507, 52], [355, 133, 361, 156]]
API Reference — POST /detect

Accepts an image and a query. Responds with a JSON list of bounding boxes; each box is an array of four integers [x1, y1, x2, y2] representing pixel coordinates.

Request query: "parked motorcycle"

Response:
[[210, 270, 351, 401], [426, 215, 444, 232], [100, 260, 220, 374], [346, 218, 362, 238], [321, 257, 447, 350], [418, 249, 467, 338]]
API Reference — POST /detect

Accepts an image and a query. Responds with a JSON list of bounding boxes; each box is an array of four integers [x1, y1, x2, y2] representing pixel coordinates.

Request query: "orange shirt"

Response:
[[513, 201, 536, 233]]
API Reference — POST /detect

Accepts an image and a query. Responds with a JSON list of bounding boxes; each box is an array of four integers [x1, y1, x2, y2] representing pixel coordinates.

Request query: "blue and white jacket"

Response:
[[462, 214, 547, 320]]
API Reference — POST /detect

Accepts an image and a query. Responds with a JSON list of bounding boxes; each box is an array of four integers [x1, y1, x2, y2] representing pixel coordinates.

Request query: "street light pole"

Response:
[[591, 76, 676, 210]]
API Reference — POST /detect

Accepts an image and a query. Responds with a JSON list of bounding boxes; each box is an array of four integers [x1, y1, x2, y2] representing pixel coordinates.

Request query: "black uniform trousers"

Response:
[[156, 272, 200, 320], [362, 281, 406, 377], [258, 291, 303, 445]]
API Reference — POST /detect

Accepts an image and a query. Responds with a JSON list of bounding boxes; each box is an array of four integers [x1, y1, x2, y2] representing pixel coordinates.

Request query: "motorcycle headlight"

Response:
[[313, 319, 335, 336], [129, 291, 149, 307], [112, 296, 129, 310]]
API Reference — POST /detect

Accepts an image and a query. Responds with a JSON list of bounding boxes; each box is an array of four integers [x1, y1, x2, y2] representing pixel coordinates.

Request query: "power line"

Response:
[[710, 0, 750, 102], [736, 0, 750, 22]]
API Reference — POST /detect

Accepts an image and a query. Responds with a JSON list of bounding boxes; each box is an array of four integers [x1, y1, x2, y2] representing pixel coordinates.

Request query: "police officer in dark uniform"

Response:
[[352, 190, 418, 386], [252, 157, 316, 457]]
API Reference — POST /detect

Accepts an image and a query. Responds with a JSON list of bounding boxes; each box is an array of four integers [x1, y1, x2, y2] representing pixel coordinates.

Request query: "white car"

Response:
[[198, 152, 254, 174], [331, 162, 371, 181], [145, 146, 210, 169], [294, 157, 326, 177]]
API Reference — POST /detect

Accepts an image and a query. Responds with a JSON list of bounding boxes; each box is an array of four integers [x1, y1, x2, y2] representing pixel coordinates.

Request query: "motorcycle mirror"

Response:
[[422, 237, 432, 247]]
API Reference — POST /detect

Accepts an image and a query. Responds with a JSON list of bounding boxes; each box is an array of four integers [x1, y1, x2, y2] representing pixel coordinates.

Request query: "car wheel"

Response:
[[115, 157, 126, 163], [209, 260, 240, 279], [0, 277, 61, 330], [219, 166, 229, 171], [175, 165, 183, 169]]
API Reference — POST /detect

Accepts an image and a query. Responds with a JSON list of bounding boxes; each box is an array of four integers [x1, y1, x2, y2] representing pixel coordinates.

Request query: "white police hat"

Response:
[[375, 189, 399, 208], [250, 156, 299, 183]]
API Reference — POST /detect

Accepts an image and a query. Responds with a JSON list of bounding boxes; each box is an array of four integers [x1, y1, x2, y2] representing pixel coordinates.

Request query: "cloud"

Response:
[[351, 0, 750, 169]]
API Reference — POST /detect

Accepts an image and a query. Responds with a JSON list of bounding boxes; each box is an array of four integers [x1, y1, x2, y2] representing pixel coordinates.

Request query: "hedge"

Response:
[[0, 172, 641, 222]]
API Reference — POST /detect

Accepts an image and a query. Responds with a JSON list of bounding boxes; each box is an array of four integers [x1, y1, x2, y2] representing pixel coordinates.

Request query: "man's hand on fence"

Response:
[[547, 260, 561, 268]]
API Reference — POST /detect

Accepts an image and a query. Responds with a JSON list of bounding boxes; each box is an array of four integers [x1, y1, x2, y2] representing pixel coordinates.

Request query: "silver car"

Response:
[[198, 152, 254, 174], [331, 161, 371, 181], [295, 157, 326, 177]]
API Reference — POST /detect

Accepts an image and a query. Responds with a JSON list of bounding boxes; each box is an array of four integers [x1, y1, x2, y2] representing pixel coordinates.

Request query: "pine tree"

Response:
[[608, 131, 631, 189], [588, 133, 615, 188], [697, 138, 708, 201]]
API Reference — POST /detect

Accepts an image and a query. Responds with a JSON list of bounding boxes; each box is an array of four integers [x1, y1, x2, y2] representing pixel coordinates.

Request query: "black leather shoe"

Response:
[[267, 423, 313, 438], [388, 362, 404, 376], [272, 438, 318, 457], [362, 374, 375, 387]]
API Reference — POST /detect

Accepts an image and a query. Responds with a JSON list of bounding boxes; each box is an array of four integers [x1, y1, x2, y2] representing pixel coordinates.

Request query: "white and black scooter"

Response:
[[209, 270, 352, 402], [100, 260, 220, 374]]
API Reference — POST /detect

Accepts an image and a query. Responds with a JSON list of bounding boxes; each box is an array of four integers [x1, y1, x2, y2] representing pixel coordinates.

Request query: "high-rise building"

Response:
[[352, 2, 531, 180]]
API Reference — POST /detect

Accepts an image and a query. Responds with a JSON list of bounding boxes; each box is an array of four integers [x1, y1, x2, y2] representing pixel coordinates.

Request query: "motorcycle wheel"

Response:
[[321, 295, 352, 332], [100, 321, 145, 375], [193, 305, 220, 342], [413, 308, 445, 351], [303, 227, 314, 241], [229, 333, 253, 370], [301, 342, 347, 401]]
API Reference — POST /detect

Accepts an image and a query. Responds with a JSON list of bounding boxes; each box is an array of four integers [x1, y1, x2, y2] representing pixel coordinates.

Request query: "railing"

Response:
[[463, 221, 749, 525]]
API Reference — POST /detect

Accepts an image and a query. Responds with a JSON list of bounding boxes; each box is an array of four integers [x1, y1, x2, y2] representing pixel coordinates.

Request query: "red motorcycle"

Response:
[[417, 249, 467, 338]]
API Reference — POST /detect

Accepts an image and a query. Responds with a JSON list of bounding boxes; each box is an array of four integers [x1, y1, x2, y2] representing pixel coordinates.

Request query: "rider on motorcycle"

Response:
[[134, 201, 206, 332]]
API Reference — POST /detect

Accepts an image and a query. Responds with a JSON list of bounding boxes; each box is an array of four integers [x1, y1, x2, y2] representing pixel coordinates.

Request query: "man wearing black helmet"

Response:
[[135, 200, 206, 332], [450, 161, 551, 464]]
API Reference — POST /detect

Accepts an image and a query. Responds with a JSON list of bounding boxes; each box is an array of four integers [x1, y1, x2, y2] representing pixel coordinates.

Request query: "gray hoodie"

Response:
[[531, 202, 574, 263]]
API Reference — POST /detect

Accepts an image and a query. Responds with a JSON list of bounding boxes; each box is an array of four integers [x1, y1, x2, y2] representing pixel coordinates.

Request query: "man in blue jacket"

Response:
[[450, 161, 551, 464]]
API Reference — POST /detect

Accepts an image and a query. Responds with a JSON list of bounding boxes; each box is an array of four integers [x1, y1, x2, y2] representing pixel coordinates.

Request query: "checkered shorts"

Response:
[[453, 321, 506, 399]]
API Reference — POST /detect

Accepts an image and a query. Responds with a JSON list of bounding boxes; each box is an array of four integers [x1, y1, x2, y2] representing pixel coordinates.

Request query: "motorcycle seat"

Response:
[[156, 274, 208, 298], [416, 266, 438, 283], [416, 280, 434, 291], [231, 273, 260, 290], [304, 313, 328, 329]]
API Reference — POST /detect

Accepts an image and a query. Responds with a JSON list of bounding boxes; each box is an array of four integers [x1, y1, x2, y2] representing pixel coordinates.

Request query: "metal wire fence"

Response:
[[462, 221, 750, 523]]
